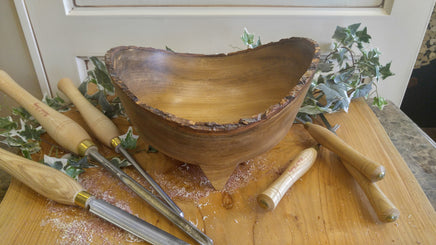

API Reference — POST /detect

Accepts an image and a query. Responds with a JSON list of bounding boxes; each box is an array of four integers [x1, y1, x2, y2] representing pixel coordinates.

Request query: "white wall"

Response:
[[0, 0, 41, 116]]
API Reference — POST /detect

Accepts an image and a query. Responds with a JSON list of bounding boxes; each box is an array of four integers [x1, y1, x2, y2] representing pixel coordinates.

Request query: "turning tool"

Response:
[[257, 146, 318, 211], [0, 148, 187, 245], [298, 116, 399, 222], [57, 77, 183, 217], [296, 118, 385, 182], [0, 70, 213, 245]]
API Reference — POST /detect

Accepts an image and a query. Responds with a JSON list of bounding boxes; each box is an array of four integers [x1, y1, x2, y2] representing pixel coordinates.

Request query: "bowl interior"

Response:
[[110, 39, 315, 124]]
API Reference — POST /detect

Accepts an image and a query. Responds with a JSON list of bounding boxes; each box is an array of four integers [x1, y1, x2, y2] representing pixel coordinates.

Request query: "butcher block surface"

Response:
[[0, 98, 435, 244]]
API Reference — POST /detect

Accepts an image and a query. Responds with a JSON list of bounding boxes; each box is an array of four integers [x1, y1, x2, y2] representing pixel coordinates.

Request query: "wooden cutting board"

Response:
[[0, 98, 435, 244]]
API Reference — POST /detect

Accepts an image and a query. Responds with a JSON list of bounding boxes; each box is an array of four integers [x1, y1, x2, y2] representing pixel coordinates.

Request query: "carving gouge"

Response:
[[298, 117, 399, 222], [57, 77, 183, 217], [0, 70, 213, 245], [0, 148, 188, 245]]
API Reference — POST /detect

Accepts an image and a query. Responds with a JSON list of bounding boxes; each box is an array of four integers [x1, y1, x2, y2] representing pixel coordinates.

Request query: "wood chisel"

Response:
[[296, 117, 385, 182], [0, 148, 187, 245], [0, 70, 213, 245], [298, 117, 399, 222], [57, 77, 183, 217]]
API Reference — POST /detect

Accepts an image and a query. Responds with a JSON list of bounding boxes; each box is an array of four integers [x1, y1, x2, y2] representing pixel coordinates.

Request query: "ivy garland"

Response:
[[242, 23, 394, 122]]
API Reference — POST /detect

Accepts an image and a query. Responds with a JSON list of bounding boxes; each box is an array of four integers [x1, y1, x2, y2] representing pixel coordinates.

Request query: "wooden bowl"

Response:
[[105, 37, 320, 190]]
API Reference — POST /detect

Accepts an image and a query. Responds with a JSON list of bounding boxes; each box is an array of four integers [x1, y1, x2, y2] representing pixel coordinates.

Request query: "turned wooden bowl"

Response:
[[105, 37, 320, 190]]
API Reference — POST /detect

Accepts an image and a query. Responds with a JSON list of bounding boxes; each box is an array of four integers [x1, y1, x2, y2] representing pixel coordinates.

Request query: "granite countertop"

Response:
[[367, 100, 436, 208], [1, 100, 435, 210]]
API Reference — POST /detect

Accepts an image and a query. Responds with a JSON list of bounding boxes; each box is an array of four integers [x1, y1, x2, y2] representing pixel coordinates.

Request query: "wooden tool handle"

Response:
[[303, 122, 385, 182], [0, 71, 92, 155], [0, 148, 84, 205], [342, 160, 399, 222], [58, 78, 120, 148], [257, 147, 318, 211]]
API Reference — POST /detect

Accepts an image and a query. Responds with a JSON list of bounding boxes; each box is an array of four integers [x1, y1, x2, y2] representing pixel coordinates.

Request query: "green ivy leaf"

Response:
[[42, 94, 68, 112], [68, 155, 93, 169], [241, 28, 261, 49], [89, 57, 108, 75], [0, 135, 27, 147], [12, 107, 33, 121], [331, 47, 350, 67], [110, 157, 130, 168], [373, 96, 388, 110], [43, 154, 92, 180], [97, 91, 118, 118], [147, 145, 159, 153], [89, 57, 114, 95], [317, 62, 334, 73], [317, 82, 351, 112], [18, 124, 44, 141], [352, 83, 373, 99], [0, 116, 17, 132], [64, 166, 85, 179], [332, 26, 348, 43], [44, 155, 68, 170], [356, 27, 371, 43], [380, 62, 394, 79], [299, 105, 331, 115], [348, 23, 361, 35], [119, 126, 139, 150], [333, 67, 355, 84], [78, 80, 89, 96]]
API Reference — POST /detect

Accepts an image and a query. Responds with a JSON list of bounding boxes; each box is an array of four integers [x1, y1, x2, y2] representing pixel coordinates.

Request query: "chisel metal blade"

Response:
[[86, 196, 188, 245]]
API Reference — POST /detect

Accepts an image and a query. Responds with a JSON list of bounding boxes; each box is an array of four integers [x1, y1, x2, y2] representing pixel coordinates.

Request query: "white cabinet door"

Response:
[[15, 0, 435, 106]]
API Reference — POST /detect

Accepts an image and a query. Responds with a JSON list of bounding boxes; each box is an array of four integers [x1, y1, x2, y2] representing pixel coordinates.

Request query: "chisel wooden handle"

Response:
[[303, 122, 385, 182], [0, 70, 92, 155], [257, 147, 318, 211], [0, 148, 84, 205], [58, 78, 120, 148], [342, 160, 399, 222]]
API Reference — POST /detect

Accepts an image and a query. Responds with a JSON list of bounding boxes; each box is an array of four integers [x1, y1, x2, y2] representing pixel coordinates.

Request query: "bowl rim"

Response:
[[105, 37, 320, 132]]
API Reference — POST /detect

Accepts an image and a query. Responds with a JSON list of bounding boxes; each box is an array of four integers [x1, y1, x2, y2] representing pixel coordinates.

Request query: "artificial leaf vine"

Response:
[[298, 23, 394, 120], [243, 24, 394, 122]]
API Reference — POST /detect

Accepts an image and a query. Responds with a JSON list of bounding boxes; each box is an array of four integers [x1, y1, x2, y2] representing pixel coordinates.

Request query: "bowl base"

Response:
[[200, 163, 240, 190]]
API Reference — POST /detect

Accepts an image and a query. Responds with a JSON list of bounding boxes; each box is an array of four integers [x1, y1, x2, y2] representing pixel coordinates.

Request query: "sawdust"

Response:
[[39, 154, 271, 244], [40, 168, 142, 244]]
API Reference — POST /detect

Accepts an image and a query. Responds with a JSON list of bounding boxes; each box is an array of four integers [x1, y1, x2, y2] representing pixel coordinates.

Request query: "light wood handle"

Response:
[[0, 148, 84, 205], [342, 160, 399, 222], [257, 147, 318, 211], [58, 78, 120, 148], [0, 71, 92, 155], [303, 122, 385, 182]]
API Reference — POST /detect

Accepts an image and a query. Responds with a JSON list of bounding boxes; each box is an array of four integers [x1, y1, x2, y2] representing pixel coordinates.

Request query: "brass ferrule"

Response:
[[74, 191, 93, 209], [110, 137, 122, 149], [77, 140, 96, 156]]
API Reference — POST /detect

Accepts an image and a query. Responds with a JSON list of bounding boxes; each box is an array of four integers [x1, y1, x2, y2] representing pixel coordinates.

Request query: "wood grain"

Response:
[[0, 99, 435, 244], [0, 148, 84, 206]]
